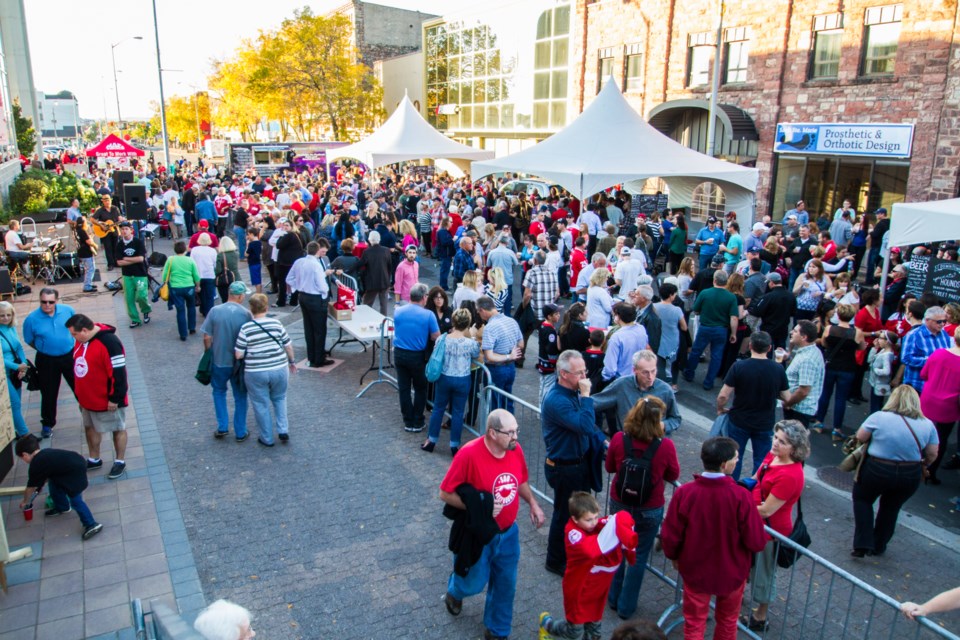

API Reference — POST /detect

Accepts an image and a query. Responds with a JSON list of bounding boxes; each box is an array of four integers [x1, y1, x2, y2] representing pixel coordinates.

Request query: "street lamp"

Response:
[[110, 35, 143, 126], [151, 0, 171, 171]]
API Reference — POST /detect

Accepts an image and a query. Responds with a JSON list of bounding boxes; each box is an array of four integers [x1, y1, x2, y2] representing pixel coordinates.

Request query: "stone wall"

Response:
[[572, 0, 960, 215], [345, 0, 436, 66]]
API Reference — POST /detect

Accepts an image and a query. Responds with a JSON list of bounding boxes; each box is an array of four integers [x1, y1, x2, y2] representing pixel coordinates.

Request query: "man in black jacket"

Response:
[[755, 272, 796, 349], [359, 230, 392, 314]]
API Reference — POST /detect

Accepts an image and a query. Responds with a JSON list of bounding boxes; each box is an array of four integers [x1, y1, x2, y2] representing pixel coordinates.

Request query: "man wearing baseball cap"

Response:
[[694, 216, 725, 270]]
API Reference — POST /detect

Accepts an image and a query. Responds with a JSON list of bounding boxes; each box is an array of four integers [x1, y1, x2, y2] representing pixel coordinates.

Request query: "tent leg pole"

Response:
[[878, 248, 892, 310]]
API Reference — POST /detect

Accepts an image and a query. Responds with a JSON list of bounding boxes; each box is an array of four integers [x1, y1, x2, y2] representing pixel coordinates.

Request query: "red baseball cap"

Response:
[[198, 220, 209, 229]]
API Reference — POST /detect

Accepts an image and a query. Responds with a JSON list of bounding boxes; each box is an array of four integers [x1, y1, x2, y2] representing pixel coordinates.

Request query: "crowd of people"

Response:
[[4, 155, 958, 640]]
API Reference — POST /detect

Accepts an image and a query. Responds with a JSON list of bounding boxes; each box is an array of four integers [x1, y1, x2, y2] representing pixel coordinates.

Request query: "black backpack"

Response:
[[615, 435, 661, 506]]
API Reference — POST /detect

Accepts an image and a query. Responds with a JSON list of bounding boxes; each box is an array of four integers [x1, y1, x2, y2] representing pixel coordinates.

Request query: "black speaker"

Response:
[[123, 184, 148, 220], [0, 267, 12, 297], [113, 170, 134, 199]]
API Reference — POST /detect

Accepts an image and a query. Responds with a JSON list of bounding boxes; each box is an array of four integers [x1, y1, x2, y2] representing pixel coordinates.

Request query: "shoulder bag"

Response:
[[426, 333, 447, 382], [0, 331, 29, 390], [158, 263, 172, 301], [215, 253, 235, 288], [899, 414, 930, 479], [758, 462, 811, 568], [838, 434, 868, 481]]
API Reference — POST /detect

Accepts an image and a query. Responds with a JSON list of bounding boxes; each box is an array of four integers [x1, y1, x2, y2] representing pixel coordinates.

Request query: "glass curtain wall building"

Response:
[[424, 0, 572, 155]]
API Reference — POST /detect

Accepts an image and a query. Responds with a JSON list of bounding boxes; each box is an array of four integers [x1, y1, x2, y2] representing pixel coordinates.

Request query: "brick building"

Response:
[[573, 0, 960, 220], [330, 0, 436, 67]]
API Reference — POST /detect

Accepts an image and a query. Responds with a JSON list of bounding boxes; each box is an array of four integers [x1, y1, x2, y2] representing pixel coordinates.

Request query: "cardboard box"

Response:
[[329, 303, 352, 321]]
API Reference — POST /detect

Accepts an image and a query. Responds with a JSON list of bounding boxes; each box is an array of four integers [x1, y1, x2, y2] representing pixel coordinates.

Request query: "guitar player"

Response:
[[93, 194, 122, 271]]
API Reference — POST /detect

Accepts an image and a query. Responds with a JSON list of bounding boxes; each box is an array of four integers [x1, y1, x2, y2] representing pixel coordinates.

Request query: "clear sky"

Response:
[[24, 0, 457, 120]]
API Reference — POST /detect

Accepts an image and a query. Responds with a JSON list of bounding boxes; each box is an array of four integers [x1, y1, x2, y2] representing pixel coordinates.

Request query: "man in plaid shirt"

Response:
[[901, 306, 950, 393], [452, 236, 478, 285], [782, 320, 824, 427], [523, 252, 559, 321]]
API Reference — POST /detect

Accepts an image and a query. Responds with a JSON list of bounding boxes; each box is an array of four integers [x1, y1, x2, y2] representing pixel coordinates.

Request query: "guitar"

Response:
[[91, 219, 117, 238]]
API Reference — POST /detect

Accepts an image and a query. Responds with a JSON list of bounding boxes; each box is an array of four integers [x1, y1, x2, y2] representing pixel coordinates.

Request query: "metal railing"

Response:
[[465, 381, 960, 640], [131, 599, 205, 640]]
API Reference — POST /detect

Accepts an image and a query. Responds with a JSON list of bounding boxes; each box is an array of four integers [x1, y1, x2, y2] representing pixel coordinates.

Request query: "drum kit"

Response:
[[20, 217, 75, 284]]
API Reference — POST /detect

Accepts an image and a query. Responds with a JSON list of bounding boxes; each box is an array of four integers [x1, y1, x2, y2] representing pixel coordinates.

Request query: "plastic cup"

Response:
[[22, 505, 33, 521], [775, 348, 787, 363]]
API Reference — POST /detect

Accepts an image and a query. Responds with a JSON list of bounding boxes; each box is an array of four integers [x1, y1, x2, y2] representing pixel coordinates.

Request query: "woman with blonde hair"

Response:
[[676, 256, 697, 311], [0, 301, 29, 437], [485, 267, 509, 312], [214, 236, 241, 304], [586, 268, 614, 328], [453, 270, 483, 310], [398, 219, 419, 252], [851, 386, 938, 557]]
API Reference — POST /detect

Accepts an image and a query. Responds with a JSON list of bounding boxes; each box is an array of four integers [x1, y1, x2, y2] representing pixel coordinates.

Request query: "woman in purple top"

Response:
[[920, 330, 960, 484]]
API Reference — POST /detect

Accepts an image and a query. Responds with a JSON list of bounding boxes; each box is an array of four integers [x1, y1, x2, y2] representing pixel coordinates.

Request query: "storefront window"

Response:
[[771, 157, 805, 217]]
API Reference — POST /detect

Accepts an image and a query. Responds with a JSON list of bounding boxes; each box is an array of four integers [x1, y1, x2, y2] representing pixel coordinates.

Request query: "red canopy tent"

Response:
[[85, 134, 145, 158]]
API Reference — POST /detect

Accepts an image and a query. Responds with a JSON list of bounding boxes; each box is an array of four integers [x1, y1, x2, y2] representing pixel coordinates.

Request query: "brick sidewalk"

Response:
[[0, 274, 204, 639]]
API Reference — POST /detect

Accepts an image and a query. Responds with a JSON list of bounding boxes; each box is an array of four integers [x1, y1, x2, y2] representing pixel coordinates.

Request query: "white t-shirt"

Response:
[[615, 258, 644, 291], [5, 229, 25, 252]]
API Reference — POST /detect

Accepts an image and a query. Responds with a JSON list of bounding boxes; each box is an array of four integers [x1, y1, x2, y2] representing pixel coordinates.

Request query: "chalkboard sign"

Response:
[[630, 194, 669, 217], [905, 254, 960, 304], [930, 259, 960, 304], [230, 146, 254, 174]]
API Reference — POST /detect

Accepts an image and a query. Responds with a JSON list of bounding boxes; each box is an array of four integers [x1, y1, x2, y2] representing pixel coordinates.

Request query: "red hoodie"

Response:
[[72, 324, 128, 411]]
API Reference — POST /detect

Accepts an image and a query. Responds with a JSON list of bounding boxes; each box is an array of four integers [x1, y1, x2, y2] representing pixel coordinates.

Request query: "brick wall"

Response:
[[573, 0, 960, 215]]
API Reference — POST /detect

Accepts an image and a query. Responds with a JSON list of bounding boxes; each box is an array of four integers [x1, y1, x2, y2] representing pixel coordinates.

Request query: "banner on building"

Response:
[[774, 123, 913, 158]]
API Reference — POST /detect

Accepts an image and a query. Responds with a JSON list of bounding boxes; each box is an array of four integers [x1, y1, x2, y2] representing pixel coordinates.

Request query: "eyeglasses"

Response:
[[563, 369, 587, 377], [933, 319, 947, 325], [492, 428, 519, 438], [40, 300, 56, 305]]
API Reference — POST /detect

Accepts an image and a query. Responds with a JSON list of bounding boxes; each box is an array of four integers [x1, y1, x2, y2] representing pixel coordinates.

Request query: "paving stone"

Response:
[[35, 614, 87, 640], [0, 601, 38, 632], [37, 590, 84, 624], [85, 561, 127, 589], [85, 603, 133, 638], [125, 553, 169, 580], [38, 569, 84, 600], [85, 581, 130, 613]]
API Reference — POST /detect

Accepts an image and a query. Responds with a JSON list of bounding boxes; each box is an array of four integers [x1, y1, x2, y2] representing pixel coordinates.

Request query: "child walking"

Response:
[[867, 330, 898, 414], [246, 228, 262, 294], [539, 492, 638, 640]]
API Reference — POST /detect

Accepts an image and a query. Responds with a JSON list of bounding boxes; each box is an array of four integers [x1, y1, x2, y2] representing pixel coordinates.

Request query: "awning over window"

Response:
[[647, 99, 759, 141]]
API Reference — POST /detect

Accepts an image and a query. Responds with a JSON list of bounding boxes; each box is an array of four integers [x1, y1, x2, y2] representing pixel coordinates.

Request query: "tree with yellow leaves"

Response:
[[150, 92, 211, 148]]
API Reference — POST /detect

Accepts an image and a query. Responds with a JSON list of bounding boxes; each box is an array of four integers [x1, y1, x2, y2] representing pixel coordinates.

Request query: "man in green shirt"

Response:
[[682, 270, 738, 390]]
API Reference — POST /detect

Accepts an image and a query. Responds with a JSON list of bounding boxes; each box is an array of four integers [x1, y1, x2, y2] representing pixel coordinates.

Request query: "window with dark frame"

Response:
[[597, 47, 614, 93], [723, 27, 749, 84], [624, 43, 643, 92], [810, 13, 843, 79], [687, 32, 713, 87], [862, 4, 902, 76]]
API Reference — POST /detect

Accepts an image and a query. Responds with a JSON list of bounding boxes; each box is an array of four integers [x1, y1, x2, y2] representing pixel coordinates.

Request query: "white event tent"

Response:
[[327, 96, 494, 170], [471, 80, 759, 216], [878, 197, 960, 293]]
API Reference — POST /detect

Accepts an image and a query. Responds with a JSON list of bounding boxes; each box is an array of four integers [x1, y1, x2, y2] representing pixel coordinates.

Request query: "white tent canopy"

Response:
[[889, 198, 960, 246], [327, 96, 494, 170], [471, 81, 759, 216]]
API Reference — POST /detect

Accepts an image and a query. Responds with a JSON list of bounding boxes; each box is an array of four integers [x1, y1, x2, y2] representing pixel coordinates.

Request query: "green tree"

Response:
[[12, 99, 37, 155]]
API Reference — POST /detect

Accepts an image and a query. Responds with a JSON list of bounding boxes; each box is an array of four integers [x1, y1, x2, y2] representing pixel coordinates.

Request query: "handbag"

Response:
[[838, 435, 868, 481], [195, 349, 213, 385], [215, 253, 235, 288], [158, 264, 172, 302], [757, 463, 811, 568], [231, 358, 246, 394], [426, 333, 447, 382], [0, 331, 25, 390]]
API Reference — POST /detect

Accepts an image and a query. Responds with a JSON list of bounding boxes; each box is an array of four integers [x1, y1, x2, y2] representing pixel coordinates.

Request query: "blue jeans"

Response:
[[448, 522, 520, 638], [488, 363, 517, 414], [502, 285, 513, 316], [439, 257, 452, 290], [170, 286, 197, 338], [683, 324, 728, 390], [698, 253, 715, 270], [212, 364, 247, 437], [81, 256, 96, 289], [607, 502, 663, 619], [726, 418, 773, 481], [865, 247, 882, 286], [7, 377, 27, 436], [199, 278, 217, 316], [816, 368, 855, 430], [48, 480, 95, 528], [428, 374, 470, 447], [245, 367, 289, 444], [233, 226, 247, 258]]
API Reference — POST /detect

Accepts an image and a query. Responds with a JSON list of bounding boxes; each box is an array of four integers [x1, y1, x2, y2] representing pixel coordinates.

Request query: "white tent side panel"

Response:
[[889, 198, 960, 247]]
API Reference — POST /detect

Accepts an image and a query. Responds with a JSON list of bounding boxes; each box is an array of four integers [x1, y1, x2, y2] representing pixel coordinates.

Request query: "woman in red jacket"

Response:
[[742, 420, 810, 632], [603, 396, 680, 620]]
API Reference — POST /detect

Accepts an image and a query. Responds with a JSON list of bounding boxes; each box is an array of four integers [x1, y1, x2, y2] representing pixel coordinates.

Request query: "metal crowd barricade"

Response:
[[331, 272, 359, 306], [469, 380, 960, 640]]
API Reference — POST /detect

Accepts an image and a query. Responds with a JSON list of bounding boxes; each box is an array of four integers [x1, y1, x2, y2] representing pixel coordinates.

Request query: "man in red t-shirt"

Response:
[[439, 409, 546, 640]]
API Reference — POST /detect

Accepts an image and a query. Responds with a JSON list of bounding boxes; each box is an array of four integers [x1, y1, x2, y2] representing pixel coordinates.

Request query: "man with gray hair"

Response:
[[682, 270, 739, 390], [194, 599, 255, 639], [541, 349, 604, 575], [593, 349, 681, 435], [393, 283, 440, 432], [358, 230, 392, 314], [900, 305, 950, 393], [630, 284, 662, 355]]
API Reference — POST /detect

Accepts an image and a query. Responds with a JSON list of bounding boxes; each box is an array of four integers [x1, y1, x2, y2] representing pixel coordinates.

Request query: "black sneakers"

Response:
[[444, 592, 462, 616], [86, 459, 103, 470], [107, 461, 126, 479], [82, 523, 104, 540], [45, 506, 72, 517]]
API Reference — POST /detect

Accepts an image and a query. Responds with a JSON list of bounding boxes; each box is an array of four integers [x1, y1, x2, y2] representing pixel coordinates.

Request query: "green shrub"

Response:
[[8, 177, 49, 215]]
